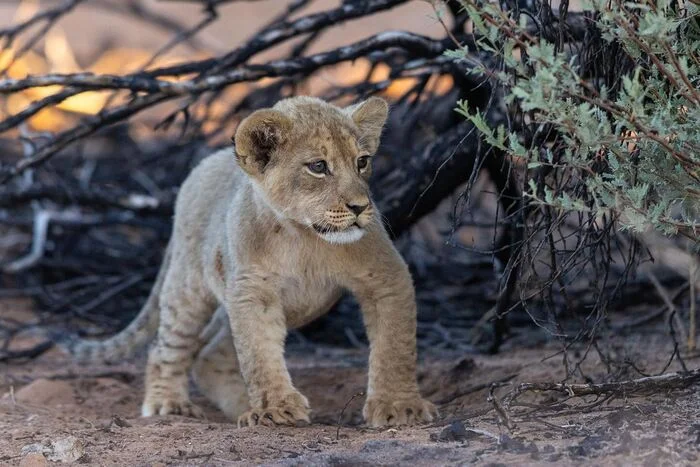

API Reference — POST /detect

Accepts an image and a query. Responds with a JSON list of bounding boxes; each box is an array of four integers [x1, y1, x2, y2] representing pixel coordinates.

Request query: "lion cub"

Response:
[[68, 96, 436, 427]]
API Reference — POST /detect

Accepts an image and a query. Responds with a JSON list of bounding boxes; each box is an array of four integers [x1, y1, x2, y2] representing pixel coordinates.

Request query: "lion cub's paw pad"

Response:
[[142, 398, 204, 418], [237, 393, 310, 428], [363, 396, 438, 428]]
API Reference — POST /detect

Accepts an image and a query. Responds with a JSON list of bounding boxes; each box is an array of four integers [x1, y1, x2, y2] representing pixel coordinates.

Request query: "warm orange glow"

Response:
[[0, 22, 196, 129], [92, 48, 210, 79], [91, 48, 156, 75], [13, 0, 40, 24], [44, 27, 80, 73], [310, 60, 451, 102], [1, 0, 71, 131], [327, 59, 373, 87], [429, 75, 454, 95], [0, 49, 48, 78], [368, 63, 417, 99], [6, 96, 67, 132], [42, 27, 109, 115], [2, 0, 454, 134], [1, 24, 105, 126]]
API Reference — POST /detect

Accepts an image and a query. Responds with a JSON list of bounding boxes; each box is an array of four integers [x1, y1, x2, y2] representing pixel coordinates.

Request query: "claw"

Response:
[[363, 396, 437, 428], [142, 398, 204, 418]]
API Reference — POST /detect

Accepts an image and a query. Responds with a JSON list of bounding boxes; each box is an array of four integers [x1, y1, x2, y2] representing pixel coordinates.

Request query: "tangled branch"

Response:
[[503, 369, 700, 409]]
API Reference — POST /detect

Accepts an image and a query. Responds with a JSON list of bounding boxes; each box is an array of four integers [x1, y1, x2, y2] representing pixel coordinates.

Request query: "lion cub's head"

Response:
[[233, 96, 388, 244]]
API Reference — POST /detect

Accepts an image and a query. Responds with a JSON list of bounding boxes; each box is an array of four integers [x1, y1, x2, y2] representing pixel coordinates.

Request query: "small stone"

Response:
[[448, 358, 476, 380], [302, 441, 321, 452], [499, 434, 538, 454], [20, 443, 48, 456], [111, 415, 132, 428], [19, 453, 49, 467], [360, 440, 405, 452], [436, 421, 468, 442], [47, 436, 85, 463]]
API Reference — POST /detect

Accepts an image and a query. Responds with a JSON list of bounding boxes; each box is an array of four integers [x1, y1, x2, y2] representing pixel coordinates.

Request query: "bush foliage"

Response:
[[453, 0, 699, 244]]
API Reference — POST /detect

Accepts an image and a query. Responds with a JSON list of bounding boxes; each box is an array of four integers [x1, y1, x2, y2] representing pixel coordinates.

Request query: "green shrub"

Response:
[[453, 0, 699, 244]]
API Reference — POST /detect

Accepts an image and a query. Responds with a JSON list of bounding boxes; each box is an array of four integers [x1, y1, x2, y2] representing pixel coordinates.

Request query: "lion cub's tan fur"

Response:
[[68, 96, 436, 427]]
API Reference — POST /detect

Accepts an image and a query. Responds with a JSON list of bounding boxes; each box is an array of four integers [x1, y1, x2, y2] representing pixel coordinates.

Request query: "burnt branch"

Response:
[[0, 0, 85, 45], [0, 32, 450, 181], [502, 369, 700, 409], [0, 32, 449, 95]]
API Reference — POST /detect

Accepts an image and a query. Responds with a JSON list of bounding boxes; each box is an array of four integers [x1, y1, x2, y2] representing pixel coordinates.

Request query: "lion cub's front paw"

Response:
[[142, 396, 204, 418], [237, 391, 310, 428], [363, 395, 438, 428]]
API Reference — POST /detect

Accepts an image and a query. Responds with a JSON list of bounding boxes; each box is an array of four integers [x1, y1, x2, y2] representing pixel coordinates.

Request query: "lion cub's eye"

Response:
[[357, 156, 370, 172], [307, 160, 329, 175]]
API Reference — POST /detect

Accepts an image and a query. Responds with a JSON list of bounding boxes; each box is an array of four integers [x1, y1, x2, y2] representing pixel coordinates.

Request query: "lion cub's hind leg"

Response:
[[192, 314, 249, 420], [142, 270, 216, 418]]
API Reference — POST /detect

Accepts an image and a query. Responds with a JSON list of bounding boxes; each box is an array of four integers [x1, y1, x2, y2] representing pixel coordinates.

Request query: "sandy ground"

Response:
[[2, 322, 700, 466]]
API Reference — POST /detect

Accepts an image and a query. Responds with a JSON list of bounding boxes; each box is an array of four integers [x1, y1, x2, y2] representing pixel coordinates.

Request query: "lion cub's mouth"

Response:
[[312, 222, 361, 234], [311, 222, 365, 244]]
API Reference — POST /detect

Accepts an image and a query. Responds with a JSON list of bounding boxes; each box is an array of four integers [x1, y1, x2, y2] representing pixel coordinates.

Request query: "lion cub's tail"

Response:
[[61, 241, 172, 364]]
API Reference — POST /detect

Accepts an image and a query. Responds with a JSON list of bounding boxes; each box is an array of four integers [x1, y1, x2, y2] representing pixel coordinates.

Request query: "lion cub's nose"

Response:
[[347, 203, 369, 216]]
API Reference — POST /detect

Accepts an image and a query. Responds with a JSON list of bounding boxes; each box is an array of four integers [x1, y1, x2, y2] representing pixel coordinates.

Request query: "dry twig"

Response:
[[502, 369, 700, 409]]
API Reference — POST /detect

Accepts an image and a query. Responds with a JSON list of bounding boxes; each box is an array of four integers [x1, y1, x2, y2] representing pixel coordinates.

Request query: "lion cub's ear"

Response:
[[347, 97, 389, 154], [234, 109, 293, 175]]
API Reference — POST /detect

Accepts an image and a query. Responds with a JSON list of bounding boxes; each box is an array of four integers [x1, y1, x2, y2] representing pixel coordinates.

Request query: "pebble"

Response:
[[433, 421, 468, 442], [19, 453, 49, 467]]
